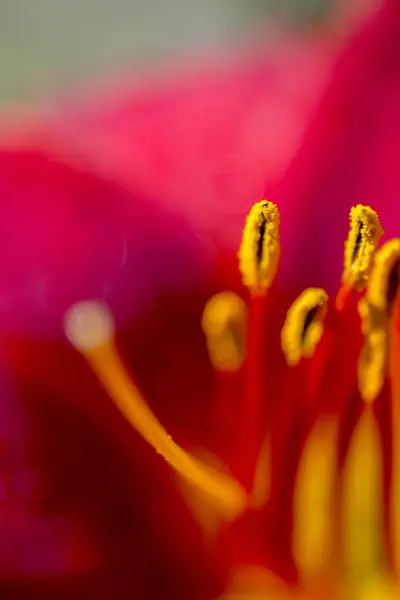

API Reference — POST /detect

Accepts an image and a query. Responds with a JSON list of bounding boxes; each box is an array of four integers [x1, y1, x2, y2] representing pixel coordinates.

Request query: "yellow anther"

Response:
[[364, 238, 400, 311], [238, 201, 280, 296], [358, 239, 400, 403], [281, 288, 329, 367], [343, 205, 383, 291], [201, 292, 247, 372], [64, 300, 247, 520]]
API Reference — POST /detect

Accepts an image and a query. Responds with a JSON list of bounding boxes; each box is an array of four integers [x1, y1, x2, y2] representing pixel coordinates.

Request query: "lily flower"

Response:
[[0, 22, 342, 600], [1, 0, 400, 599], [64, 199, 400, 599]]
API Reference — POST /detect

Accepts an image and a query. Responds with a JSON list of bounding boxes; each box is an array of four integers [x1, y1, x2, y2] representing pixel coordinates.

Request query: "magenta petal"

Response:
[[0, 146, 216, 336], [38, 33, 336, 282], [275, 0, 400, 292]]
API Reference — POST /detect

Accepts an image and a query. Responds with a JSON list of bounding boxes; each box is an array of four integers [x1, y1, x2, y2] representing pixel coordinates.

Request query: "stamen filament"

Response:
[[342, 404, 384, 583], [389, 293, 400, 577], [234, 201, 280, 491], [234, 294, 269, 492], [293, 417, 338, 583], [64, 300, 246, 519]]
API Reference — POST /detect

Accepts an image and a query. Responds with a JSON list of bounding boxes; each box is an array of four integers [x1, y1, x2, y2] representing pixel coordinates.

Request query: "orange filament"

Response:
[[176, 448, 227, 541], [64, 300, 247, 520], [232, 201, 281, 491]]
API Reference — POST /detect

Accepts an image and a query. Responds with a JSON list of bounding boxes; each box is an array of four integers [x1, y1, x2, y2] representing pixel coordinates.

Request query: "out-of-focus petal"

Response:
[[0, 146, 219, 335], [275, 0, 400, 292], [7, 31, 337, 283], [0, 145, 230, 597]]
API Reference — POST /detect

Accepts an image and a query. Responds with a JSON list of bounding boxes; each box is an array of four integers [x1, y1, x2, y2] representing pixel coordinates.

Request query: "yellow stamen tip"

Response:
[[281, 288, 329, 367], [64, 299, 115, 352], [202, 292, 247, 372], [365, 238, 400, 311], [64, 300, 247, 519], [343, 204, 383, 291], [238, 200, 280, 296], [358, 239, 400, 403]]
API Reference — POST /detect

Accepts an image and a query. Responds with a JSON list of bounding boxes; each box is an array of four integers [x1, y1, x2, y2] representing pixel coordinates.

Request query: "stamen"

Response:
[[281, 288, 329, 367], [388, 269, 400, 578], [176, 448, 226, 541], [342, 405, 384, 581], [233, 202, 280, 491], [293, 418, 338, 582], [342, 205, 383, 291], [358, 239, 400, 403], [201, 292, 247, 462], [238, 201, 280, 297], [201, 292, 247, 372], [364, 239, 400, 312], [64, 300, 247, 519]]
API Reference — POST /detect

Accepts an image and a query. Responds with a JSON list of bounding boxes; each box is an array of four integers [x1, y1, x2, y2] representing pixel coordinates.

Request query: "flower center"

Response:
[[63, 201, 400, 596]]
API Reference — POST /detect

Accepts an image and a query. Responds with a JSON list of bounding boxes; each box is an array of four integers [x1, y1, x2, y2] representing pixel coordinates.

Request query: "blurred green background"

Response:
[[0, 0, 330, 102]]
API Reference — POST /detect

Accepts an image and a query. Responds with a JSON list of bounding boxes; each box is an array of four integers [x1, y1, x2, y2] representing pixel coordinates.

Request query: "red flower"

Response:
[[1, 1, 400, 598], [61, 198, 400, 599]]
